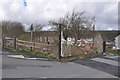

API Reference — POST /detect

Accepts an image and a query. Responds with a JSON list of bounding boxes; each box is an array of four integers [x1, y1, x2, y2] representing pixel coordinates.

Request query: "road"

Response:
[[1, 50, 119, 79]]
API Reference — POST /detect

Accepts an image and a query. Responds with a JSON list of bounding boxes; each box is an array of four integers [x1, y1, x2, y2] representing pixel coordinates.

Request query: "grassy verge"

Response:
[[59, 53, 104, 62], [16, 48, 57, 60], [3, 47, 57, 60], [106, 49, 120, 55], [3, 47, 104, 62]]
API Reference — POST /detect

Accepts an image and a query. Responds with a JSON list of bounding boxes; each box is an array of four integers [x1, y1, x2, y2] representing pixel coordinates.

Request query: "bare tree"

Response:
[[34, 24, 43, 32], [49, 9, 95, 45], [1, 20, 25, 38], [33, 24, 44, 42]]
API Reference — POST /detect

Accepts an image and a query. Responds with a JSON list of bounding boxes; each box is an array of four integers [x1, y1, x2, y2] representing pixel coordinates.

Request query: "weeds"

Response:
[[106, 49, 120, 55], [3, 47, 105, 62]]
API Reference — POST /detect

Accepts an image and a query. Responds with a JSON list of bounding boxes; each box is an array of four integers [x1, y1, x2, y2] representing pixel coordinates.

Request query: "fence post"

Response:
[[14, 36, 16, 49], [2, 35, 5, 48]]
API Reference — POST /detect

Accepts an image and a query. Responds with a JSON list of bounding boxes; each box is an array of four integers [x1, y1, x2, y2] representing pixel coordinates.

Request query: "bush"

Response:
[[49, 56, 56, 59], [20, 34, 30, 41], [106, 49, 119, 55], [35, 52, 42, 56]]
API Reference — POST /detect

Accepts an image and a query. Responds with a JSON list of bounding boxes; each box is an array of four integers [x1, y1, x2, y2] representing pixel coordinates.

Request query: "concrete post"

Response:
[[30, 31, 33, 51]]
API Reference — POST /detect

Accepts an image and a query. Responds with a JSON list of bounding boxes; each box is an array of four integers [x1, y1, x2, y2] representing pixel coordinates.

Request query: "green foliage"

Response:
[[49, 56, 56, 59], [15, 48, 57, 60], [92, 47, 97, 50], [17, 45, 23, 49], [35, 52, 43, 56], [106, 49, 120, 55], [20, 34, 30, 41], [84, 53, 103, 58], [44, 53, 48, 56], [16, 48, 32, 54]]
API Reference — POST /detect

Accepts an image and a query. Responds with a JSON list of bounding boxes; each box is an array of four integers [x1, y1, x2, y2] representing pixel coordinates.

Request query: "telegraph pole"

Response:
[[58, 24, 61, 59]]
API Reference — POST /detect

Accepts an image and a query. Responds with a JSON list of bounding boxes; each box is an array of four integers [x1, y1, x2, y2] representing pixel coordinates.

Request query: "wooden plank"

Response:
[[17, 43, 41, 48], [4, 37, 52, 53], [17, 40, 32, 43]]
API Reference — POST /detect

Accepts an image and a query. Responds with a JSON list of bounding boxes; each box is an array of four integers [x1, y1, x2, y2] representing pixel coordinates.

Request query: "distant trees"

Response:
[[33, 24, 44, 42], [20, 24, 44, 41], [1, 20, 45, 41], [49, 9, 95, 44], [1, 21, 25, 38], [34, 24, 43, 32]]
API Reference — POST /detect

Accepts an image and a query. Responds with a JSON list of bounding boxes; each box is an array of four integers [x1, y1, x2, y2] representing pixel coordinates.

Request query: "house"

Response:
[[93, 30, 119, 52], [62, 30, 119, 53], [21, 30, 119, 57], [24, 30, 119, 48], [115, 35, 120, 50], [23, 31, 58, 43]]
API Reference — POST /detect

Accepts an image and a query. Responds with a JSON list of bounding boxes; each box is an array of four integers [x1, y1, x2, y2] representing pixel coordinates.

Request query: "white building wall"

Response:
[[115, 35, 120, 50]]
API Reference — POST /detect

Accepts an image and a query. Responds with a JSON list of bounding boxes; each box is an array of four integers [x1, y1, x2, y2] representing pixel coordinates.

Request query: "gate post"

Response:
[[58, 24, 61, 59], [103, 41, 106, 54], [30, 24, 34, 51], [14, 36, 16, 49]]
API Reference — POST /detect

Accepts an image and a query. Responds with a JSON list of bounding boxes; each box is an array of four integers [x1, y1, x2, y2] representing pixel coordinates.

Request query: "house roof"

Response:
[[94, 30, 120, 41]]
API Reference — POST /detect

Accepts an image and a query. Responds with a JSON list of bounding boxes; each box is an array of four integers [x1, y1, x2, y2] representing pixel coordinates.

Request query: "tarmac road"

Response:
[[1, 50, 119, 79]]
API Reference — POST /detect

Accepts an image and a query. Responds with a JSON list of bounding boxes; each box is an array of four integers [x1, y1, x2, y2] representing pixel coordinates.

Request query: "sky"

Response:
[[0, 0, 119, 30]]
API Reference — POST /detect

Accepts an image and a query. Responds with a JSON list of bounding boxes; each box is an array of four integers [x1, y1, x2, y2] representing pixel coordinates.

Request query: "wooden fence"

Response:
[[2, 36, 52, 54]]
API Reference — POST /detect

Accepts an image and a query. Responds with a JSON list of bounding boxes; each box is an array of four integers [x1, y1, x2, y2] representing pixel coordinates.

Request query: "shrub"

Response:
[[20, 34, 30, 41]]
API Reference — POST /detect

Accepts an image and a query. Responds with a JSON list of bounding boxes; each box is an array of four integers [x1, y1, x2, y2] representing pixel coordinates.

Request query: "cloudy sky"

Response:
[[0, 0, 119, 30]]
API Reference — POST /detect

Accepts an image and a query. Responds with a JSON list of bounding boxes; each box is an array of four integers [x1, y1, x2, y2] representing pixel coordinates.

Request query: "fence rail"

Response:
[[3, 36, 52, 54]]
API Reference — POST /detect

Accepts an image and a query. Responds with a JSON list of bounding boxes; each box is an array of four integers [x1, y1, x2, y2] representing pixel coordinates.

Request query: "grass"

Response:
[[59, 53, 104, 62], [3, 47, 57, 60], [16, 48, 56, 60], [49, 55, 56, 60], [59, 57, 77, 62], [3, 47, 105, 62], [84, 53, 104, 58], [16, 48, 32, 54], [106, 49, 120, 55], [23, 49, 56, 60]]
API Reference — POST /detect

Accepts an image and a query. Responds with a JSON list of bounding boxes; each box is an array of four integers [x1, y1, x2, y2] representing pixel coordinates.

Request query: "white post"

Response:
[[30, 31, 32, 51], [30, 24, 34, 51], [61, 26, 64, 57]]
